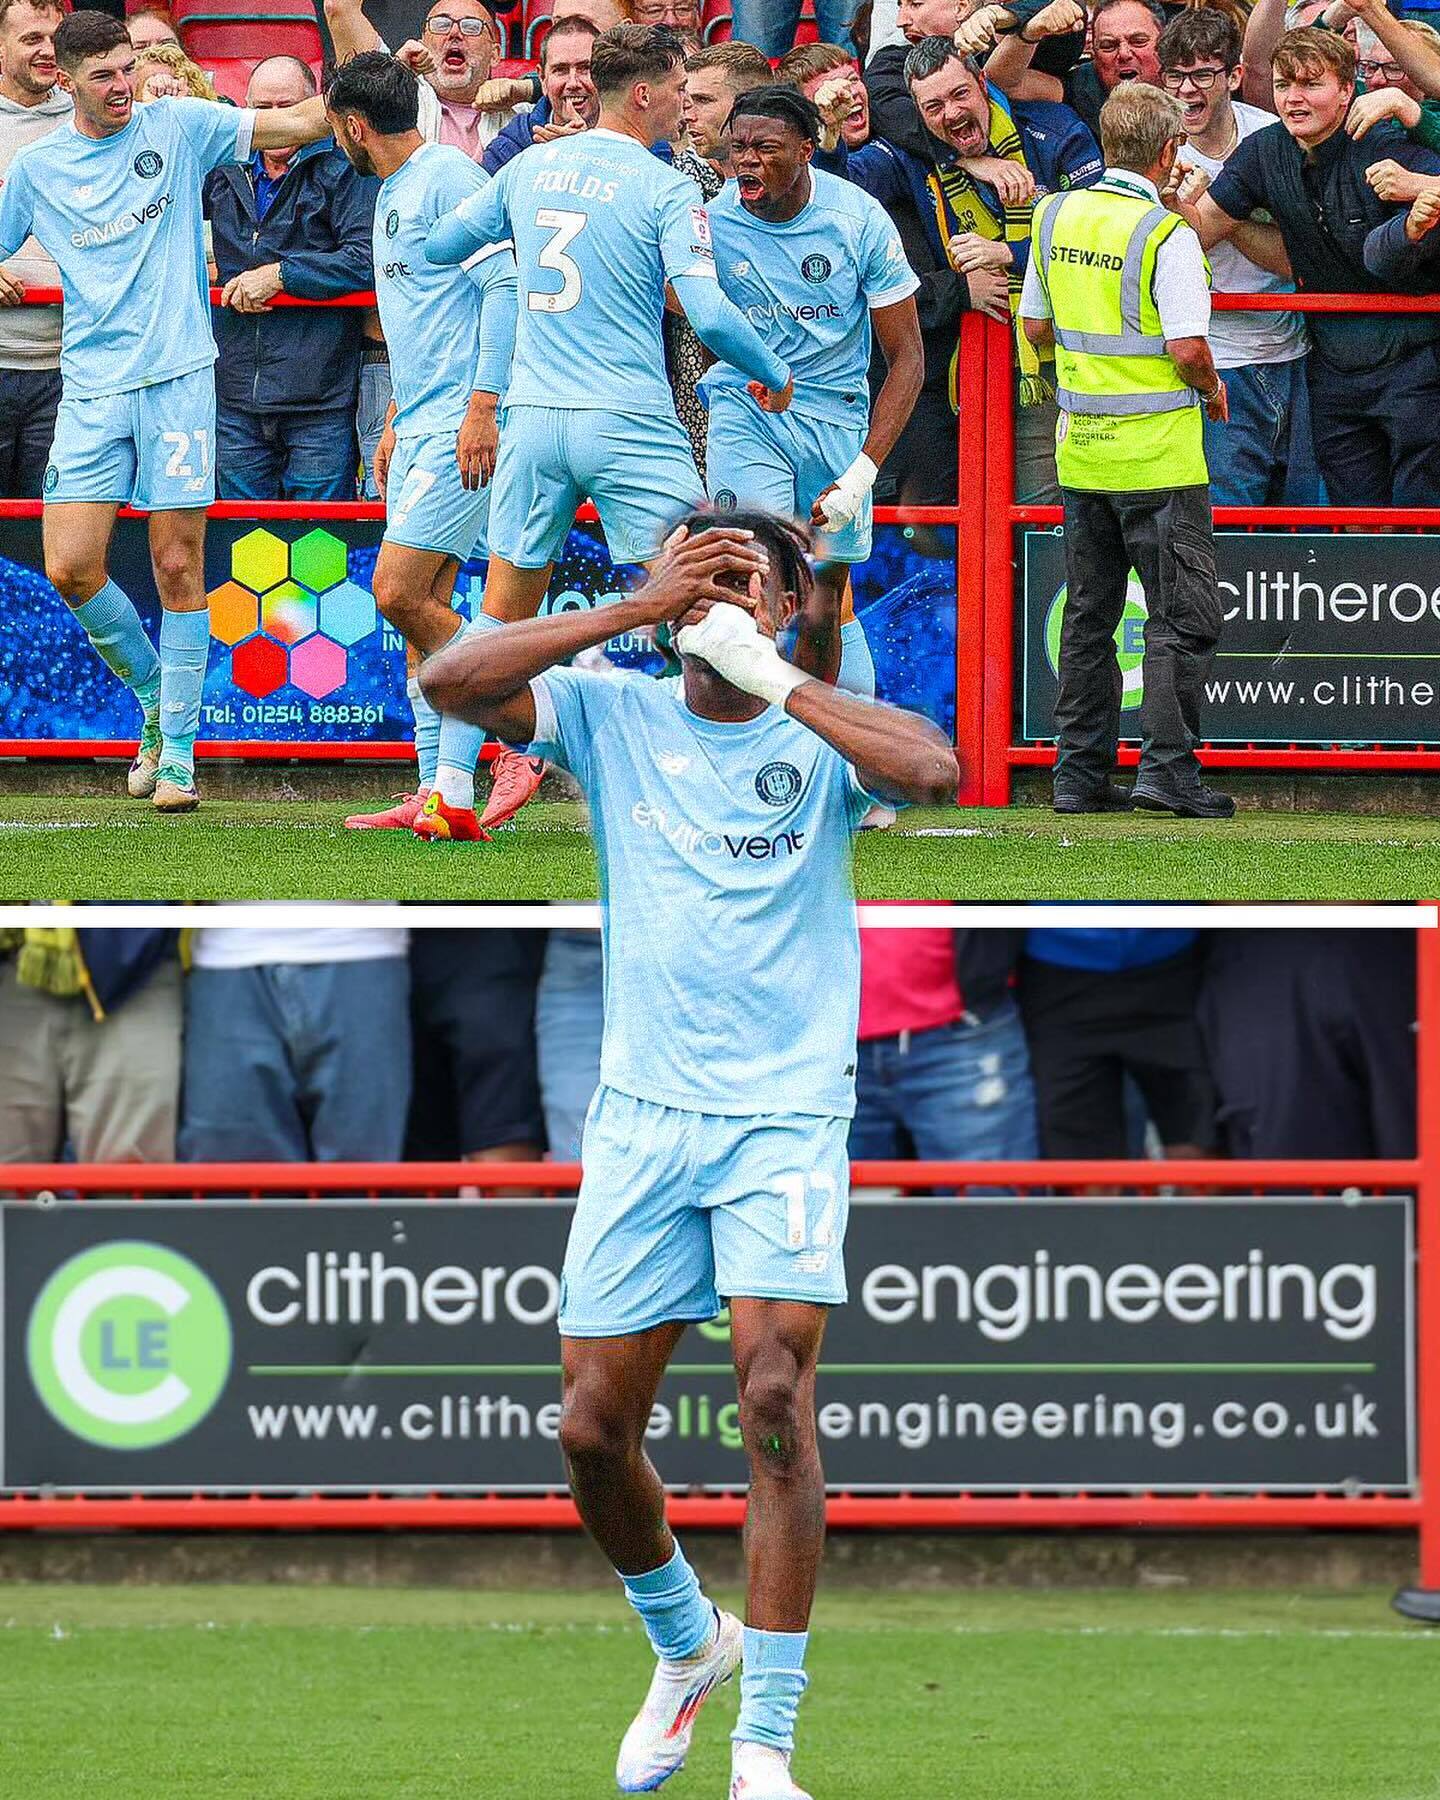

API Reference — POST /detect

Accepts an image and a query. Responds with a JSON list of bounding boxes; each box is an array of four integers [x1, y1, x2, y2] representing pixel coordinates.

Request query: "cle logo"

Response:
[[27, 1243, 231, 1449], [208, 528, 379, 700]]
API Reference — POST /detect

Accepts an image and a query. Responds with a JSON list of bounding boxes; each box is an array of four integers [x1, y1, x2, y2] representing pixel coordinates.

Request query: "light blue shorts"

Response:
[[385, 431, 491, 562], [44, 366, 216, 510], [706, 390, 871, 564], [488, 404, 703, 569], [559, 1086, 850, 1339]]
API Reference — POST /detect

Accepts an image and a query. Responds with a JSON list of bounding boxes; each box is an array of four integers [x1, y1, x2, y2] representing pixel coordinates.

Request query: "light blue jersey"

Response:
[[375, 142, 516, 438], [441, 128, 718, 415], [528, 666, 877, 1119], [703, 168, 917, 426], [0, 99, 254, 399]]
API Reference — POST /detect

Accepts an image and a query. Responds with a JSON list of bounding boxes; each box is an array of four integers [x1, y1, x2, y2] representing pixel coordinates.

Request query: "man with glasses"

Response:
[[621, 0, 701, 38], [1158, 8, 1319, 506], [1175, 26, 1440, 507]]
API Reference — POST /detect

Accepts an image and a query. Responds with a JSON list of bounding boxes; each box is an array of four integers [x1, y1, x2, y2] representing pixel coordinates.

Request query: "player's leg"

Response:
[[794, 412, 876, 698], [42, 389, 163, 798], [472, 406, 585, 831], [708, 1113, 852, 1800], [559, 1089, 743, 1791], [344, 637, 437, 830]]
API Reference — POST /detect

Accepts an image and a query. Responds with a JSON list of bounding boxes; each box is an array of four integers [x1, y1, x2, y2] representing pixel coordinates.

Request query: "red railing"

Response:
[[978, 293, 1440, 805], [0, 922, 1436, 1603]]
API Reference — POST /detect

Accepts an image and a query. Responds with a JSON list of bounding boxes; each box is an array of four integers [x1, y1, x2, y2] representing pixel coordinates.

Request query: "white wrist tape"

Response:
[[818, 451, 879, 533], [674, 602, 809, 708]]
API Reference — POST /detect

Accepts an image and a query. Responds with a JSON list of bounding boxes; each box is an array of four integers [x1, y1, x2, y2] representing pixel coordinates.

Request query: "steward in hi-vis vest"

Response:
[[1019, 82, 1235, 821]]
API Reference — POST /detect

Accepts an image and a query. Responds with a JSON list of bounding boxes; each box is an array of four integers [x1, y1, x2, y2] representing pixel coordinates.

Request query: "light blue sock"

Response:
[[837, 616, 876, 698], [408, 675, 441, 790], [72, 578, 161, 714], [620, 1542, 717, 1663], [734, 1627, 809, 1753], [158, 608, 210, 777], [432, 611, 500, 809]]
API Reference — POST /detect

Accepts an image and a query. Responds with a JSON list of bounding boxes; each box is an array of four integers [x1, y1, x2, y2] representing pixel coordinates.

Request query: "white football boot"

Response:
[[615, 1607, 744, 1793], [729, 1742, 813, 1800]]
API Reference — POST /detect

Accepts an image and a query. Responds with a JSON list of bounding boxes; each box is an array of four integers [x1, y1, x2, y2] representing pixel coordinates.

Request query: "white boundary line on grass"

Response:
[[0, 905, 1434, 930]]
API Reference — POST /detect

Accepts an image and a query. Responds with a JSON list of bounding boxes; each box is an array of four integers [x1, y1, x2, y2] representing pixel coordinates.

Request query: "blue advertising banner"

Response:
[[0, 517, 957, 750]]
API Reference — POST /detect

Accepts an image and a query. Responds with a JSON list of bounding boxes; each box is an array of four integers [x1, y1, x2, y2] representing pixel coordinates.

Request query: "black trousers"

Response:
[[1017, 949, 1217, 1159], [1307, 340, 1440, 508], [1197, 930, 1416, 1158], [0, 367, 61, 499], [1055, 482, 1223, 796]]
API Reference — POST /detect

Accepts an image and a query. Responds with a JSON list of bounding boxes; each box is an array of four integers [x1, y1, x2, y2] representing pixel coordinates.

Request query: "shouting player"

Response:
[[325, 51, 518, 842], [422, 22, 796, 839], [421, 508, 957, 1800], [705, 85, 923, 696], [0, 10, 327, 810]]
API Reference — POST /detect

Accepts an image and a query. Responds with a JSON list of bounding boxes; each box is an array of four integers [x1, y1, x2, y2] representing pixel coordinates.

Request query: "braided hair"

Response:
[[725, 82, 823, 144]]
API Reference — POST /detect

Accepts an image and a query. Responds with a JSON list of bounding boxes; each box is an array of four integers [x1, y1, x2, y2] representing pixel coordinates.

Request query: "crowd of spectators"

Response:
[[0, 920, 1416, 1167], [5, 0, 1440, 508]]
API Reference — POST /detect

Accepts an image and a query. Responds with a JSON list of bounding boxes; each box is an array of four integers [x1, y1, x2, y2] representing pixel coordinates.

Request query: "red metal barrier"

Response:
[[0, 926, 1435, 1589], [977, 294, 1440, 806]]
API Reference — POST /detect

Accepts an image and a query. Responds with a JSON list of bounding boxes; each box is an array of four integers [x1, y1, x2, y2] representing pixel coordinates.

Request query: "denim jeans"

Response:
[[848, 1000, 1039, 1165], [535, 929, 604, 1161], [1202, 356, 1321, 507], [357, 360, 393, 501], [217, 403, 358, 502], [0, 366, 61, 498], [731, 0, 853, 53], [179, 959, 411, 1161]]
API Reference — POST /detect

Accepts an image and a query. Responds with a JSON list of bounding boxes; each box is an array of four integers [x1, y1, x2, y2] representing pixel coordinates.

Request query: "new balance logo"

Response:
[[656, 751, 690, 775]]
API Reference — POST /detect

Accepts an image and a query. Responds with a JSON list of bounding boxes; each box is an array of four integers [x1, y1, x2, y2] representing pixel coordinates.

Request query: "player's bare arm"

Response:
[[810, 296, 923, 533], [323, 0, 387, 61], [420, 527, 771, 741], [248, 94, 332, 150]]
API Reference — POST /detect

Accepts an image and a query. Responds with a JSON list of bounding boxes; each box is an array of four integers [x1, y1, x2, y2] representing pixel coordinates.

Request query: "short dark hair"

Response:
[[682, 507, 814, 610], [728, 82, 823, 144], [1158, 7, 1241, 70], [903, 34, 979, 88], [541, 12, 601, 64], [589, 22, 685, 98], [324, 49, 420, 135], [54, 9, 130, 71]]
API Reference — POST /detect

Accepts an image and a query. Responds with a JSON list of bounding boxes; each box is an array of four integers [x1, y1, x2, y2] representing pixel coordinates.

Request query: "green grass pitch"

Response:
[[6, 796, 1440, 899], [2, 1585, 1438, 1797]]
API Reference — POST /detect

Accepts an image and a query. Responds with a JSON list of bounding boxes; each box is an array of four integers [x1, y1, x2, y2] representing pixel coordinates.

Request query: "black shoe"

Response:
[[1053, 781, 1133, 815], [1130, 781, 1236, 820]]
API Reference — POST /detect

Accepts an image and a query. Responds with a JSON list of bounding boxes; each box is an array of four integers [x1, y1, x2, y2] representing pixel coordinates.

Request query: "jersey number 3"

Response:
[[529, 208, 586, 314]]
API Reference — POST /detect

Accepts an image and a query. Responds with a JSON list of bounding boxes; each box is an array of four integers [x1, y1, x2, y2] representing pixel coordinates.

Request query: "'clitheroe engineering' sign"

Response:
[[1022, 530, 1440, 743], [1, 1197, 1414, 1493]]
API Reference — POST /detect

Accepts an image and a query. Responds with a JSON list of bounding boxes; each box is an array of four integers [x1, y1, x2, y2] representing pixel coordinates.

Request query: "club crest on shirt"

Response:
[[712, 488, 737, 509], [755, 761, 802, 806], [133, 150, 163, 179], [384, 209, 400, 238], [801, 253, 831, 284]]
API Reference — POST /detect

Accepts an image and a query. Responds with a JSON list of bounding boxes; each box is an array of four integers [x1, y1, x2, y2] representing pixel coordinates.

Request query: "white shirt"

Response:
[[1019, 169, 1211, 341], [191, 928, 409, 969], [1176, 102, 1308, 370]]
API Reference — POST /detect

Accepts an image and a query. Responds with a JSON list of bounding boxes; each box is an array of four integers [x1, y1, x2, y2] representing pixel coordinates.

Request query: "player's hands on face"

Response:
[[221, 264, 285, 313], [956, 156, 1035, 208], [965, 263, 1012, 321], [374, 422, 396, 499], [634, 524, 770, 627], [457, 394, 499, 489], [747, 373, 794, 413], [1348, 88, 1420, 139], [0, 267, 25, 308], [396, 38, 438, 75], [1366, 157, 1429, 203], [948, 230, 1014, 273]]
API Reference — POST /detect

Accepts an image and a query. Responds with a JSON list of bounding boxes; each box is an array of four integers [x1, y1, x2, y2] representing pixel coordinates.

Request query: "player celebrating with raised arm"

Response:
[[421, 509, 957, 1800], [323, 51, 518, 843], [0, 11, 327, 811], [706, 85, 923, 696], [421, 23, 797, 838]]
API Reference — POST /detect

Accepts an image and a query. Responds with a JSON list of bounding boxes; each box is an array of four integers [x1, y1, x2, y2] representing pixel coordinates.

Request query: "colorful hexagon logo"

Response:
[[207, 528, 378, 709]]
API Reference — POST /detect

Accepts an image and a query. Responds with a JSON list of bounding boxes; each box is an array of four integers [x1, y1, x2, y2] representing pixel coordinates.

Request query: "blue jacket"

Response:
[[204, 138, 378, 417], [482, 98, 551, 175], [76, 925, 179, 1013]]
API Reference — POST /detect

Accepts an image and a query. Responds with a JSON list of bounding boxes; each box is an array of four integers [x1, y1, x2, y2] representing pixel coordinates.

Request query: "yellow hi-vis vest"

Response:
[[1033, 180, 1209, 493]]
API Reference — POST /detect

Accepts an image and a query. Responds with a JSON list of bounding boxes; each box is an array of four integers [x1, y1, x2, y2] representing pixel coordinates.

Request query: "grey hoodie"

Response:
[[0, 87, 71, 369]]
